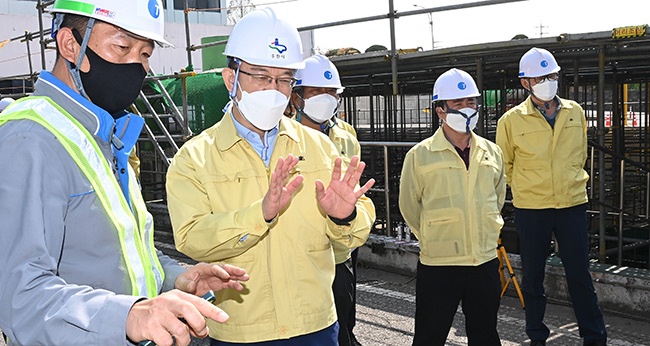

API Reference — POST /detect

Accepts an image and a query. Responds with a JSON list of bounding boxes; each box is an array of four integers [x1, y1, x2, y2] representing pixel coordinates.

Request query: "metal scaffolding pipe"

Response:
[[388, 0, 398, 95], [37, 0, 49, 70], [598, 46, 607, 263], [476, 58, 485, 136], [189, 39, 228, 52], [590, 146, 595, 200], [384, 145, 390, 236], [619, 160, 625, 266], [184, 0, 193, 68]]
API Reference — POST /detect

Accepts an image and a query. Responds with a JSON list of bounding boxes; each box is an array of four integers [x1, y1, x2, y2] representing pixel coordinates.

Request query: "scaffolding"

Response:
[[332, 28, 650, 269]]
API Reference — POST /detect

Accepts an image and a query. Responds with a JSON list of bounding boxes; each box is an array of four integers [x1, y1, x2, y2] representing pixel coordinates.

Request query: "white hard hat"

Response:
[[51, 0, 171, 47], [519, 47, 561, 78], [432, 68, 480, 101], [224, 8, 304, 69], [0, 97, 14, 112], [295, 54, 344, 92]]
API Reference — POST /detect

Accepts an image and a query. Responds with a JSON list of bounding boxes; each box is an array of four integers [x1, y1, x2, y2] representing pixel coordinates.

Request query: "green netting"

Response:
[[483, 89, 500, 108], [149, 71, 230, 133]]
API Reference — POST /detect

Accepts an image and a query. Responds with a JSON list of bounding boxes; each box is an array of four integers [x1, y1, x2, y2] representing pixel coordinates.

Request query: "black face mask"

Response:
[[72, 30, 147, 115]]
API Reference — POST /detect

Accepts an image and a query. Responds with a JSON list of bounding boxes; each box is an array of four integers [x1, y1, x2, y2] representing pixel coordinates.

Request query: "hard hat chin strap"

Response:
[[65, 17, 96, 100], [294, 92, 336, 133], [228, 58, 242, 100], [52, 13, 65, 36]]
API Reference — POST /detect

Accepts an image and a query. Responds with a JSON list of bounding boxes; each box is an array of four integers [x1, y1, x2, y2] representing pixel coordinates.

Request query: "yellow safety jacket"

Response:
[[166, 113, 375, 343], [399, 129, 506, 266], [496, 96, 589, 209], [0, 96, 163, 297]]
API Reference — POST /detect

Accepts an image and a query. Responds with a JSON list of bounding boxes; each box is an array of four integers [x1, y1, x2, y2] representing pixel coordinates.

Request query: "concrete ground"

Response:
[[2, 229, 648, 345], [353, 264, 650, 345], [3, 263, 647, 345]]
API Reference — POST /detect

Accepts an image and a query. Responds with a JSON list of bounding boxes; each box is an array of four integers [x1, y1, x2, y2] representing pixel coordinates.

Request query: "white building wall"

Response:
[[1, 1, 313, 79]]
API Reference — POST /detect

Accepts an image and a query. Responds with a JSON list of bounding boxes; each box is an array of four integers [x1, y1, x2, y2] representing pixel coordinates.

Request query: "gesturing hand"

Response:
[[175, 262, 249, 296], [316, 155, 375, 219], [262, 155, 304, 222], [126, 289, 227, 346]]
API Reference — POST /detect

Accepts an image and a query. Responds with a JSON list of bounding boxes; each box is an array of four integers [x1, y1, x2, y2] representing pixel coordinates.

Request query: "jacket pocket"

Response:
[[419, 161, 465, 201], [512, 161, 547, 196], [218, 252, 275, 326], [420, 208, 466, 258], [559, 121, 586, 165], [296, 237, 335, 315], [513, 128, 550, 159], [201, 169, 266, 210]]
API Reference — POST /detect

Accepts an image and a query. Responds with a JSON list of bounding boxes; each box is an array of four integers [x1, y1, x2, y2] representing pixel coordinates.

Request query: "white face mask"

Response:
[[235, 87, 289, 131], [302, 93, 339, 123], [531, 80, 558, 102], [444, 107, 479, 134]]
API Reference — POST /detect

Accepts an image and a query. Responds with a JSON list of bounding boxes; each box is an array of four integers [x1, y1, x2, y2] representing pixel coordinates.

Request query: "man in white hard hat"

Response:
[[289, 54, 375, 346], [399, 68, 505, 346], [496, 47, 607, 346], [165, 8, 376, 345], [0, 1, 250, 345]]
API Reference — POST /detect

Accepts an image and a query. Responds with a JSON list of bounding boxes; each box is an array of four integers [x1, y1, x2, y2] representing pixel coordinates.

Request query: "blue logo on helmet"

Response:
[[148, 0, 160, 19], [540, 60, 549, 68], [458, 82, 467, 90], [269, 38, 288, 54], [324, 71, 333, 80]]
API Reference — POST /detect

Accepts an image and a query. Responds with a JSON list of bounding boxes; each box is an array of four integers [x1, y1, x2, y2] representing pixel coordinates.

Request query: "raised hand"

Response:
[[262, 155, 304, 222], [315, 156, 375, 219]]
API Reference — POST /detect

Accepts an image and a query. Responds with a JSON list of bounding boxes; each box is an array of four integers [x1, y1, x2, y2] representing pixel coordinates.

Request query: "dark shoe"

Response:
[[584, 340, 607, 346], [530, 341, 546, 346]]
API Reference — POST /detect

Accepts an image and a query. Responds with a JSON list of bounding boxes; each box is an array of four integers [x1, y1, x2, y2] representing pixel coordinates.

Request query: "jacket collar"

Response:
[[33, 71, 115, 143], [428, 127, 488, 154], [33, 71, 144, 157], [522, 95, 574, 116], [329, 122, 348, 141], [216, 108, 301, 151]]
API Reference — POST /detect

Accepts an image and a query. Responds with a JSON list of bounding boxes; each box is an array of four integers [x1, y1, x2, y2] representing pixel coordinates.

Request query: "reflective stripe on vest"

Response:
[[0, 96, 164, 297]]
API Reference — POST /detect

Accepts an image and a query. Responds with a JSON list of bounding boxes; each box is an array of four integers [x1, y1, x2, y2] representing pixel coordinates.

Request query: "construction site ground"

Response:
[[2, 229, 649, 346]]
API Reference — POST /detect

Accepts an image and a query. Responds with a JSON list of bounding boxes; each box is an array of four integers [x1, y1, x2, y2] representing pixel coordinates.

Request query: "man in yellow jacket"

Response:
[[165, 8, 376, 345], [496, 47, 607, 346], [399, 68, 505, 346]]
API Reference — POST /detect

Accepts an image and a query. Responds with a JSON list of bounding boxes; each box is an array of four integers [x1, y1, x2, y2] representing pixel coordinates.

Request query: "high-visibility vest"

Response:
[[0, 96, 164, 297]]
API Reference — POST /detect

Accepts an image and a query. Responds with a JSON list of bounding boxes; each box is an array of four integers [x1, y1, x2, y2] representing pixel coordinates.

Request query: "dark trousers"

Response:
[[210, 322, 338, 346], [515, 204, 607, 342], [333, 256, 356, 346], [348, 248, 359, 335], [412, 259, 502, 346]]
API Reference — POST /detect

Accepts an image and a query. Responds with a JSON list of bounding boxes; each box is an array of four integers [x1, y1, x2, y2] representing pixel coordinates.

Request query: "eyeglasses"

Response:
[[532, 73, 559, 84], [239, 69, 298, 89]]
